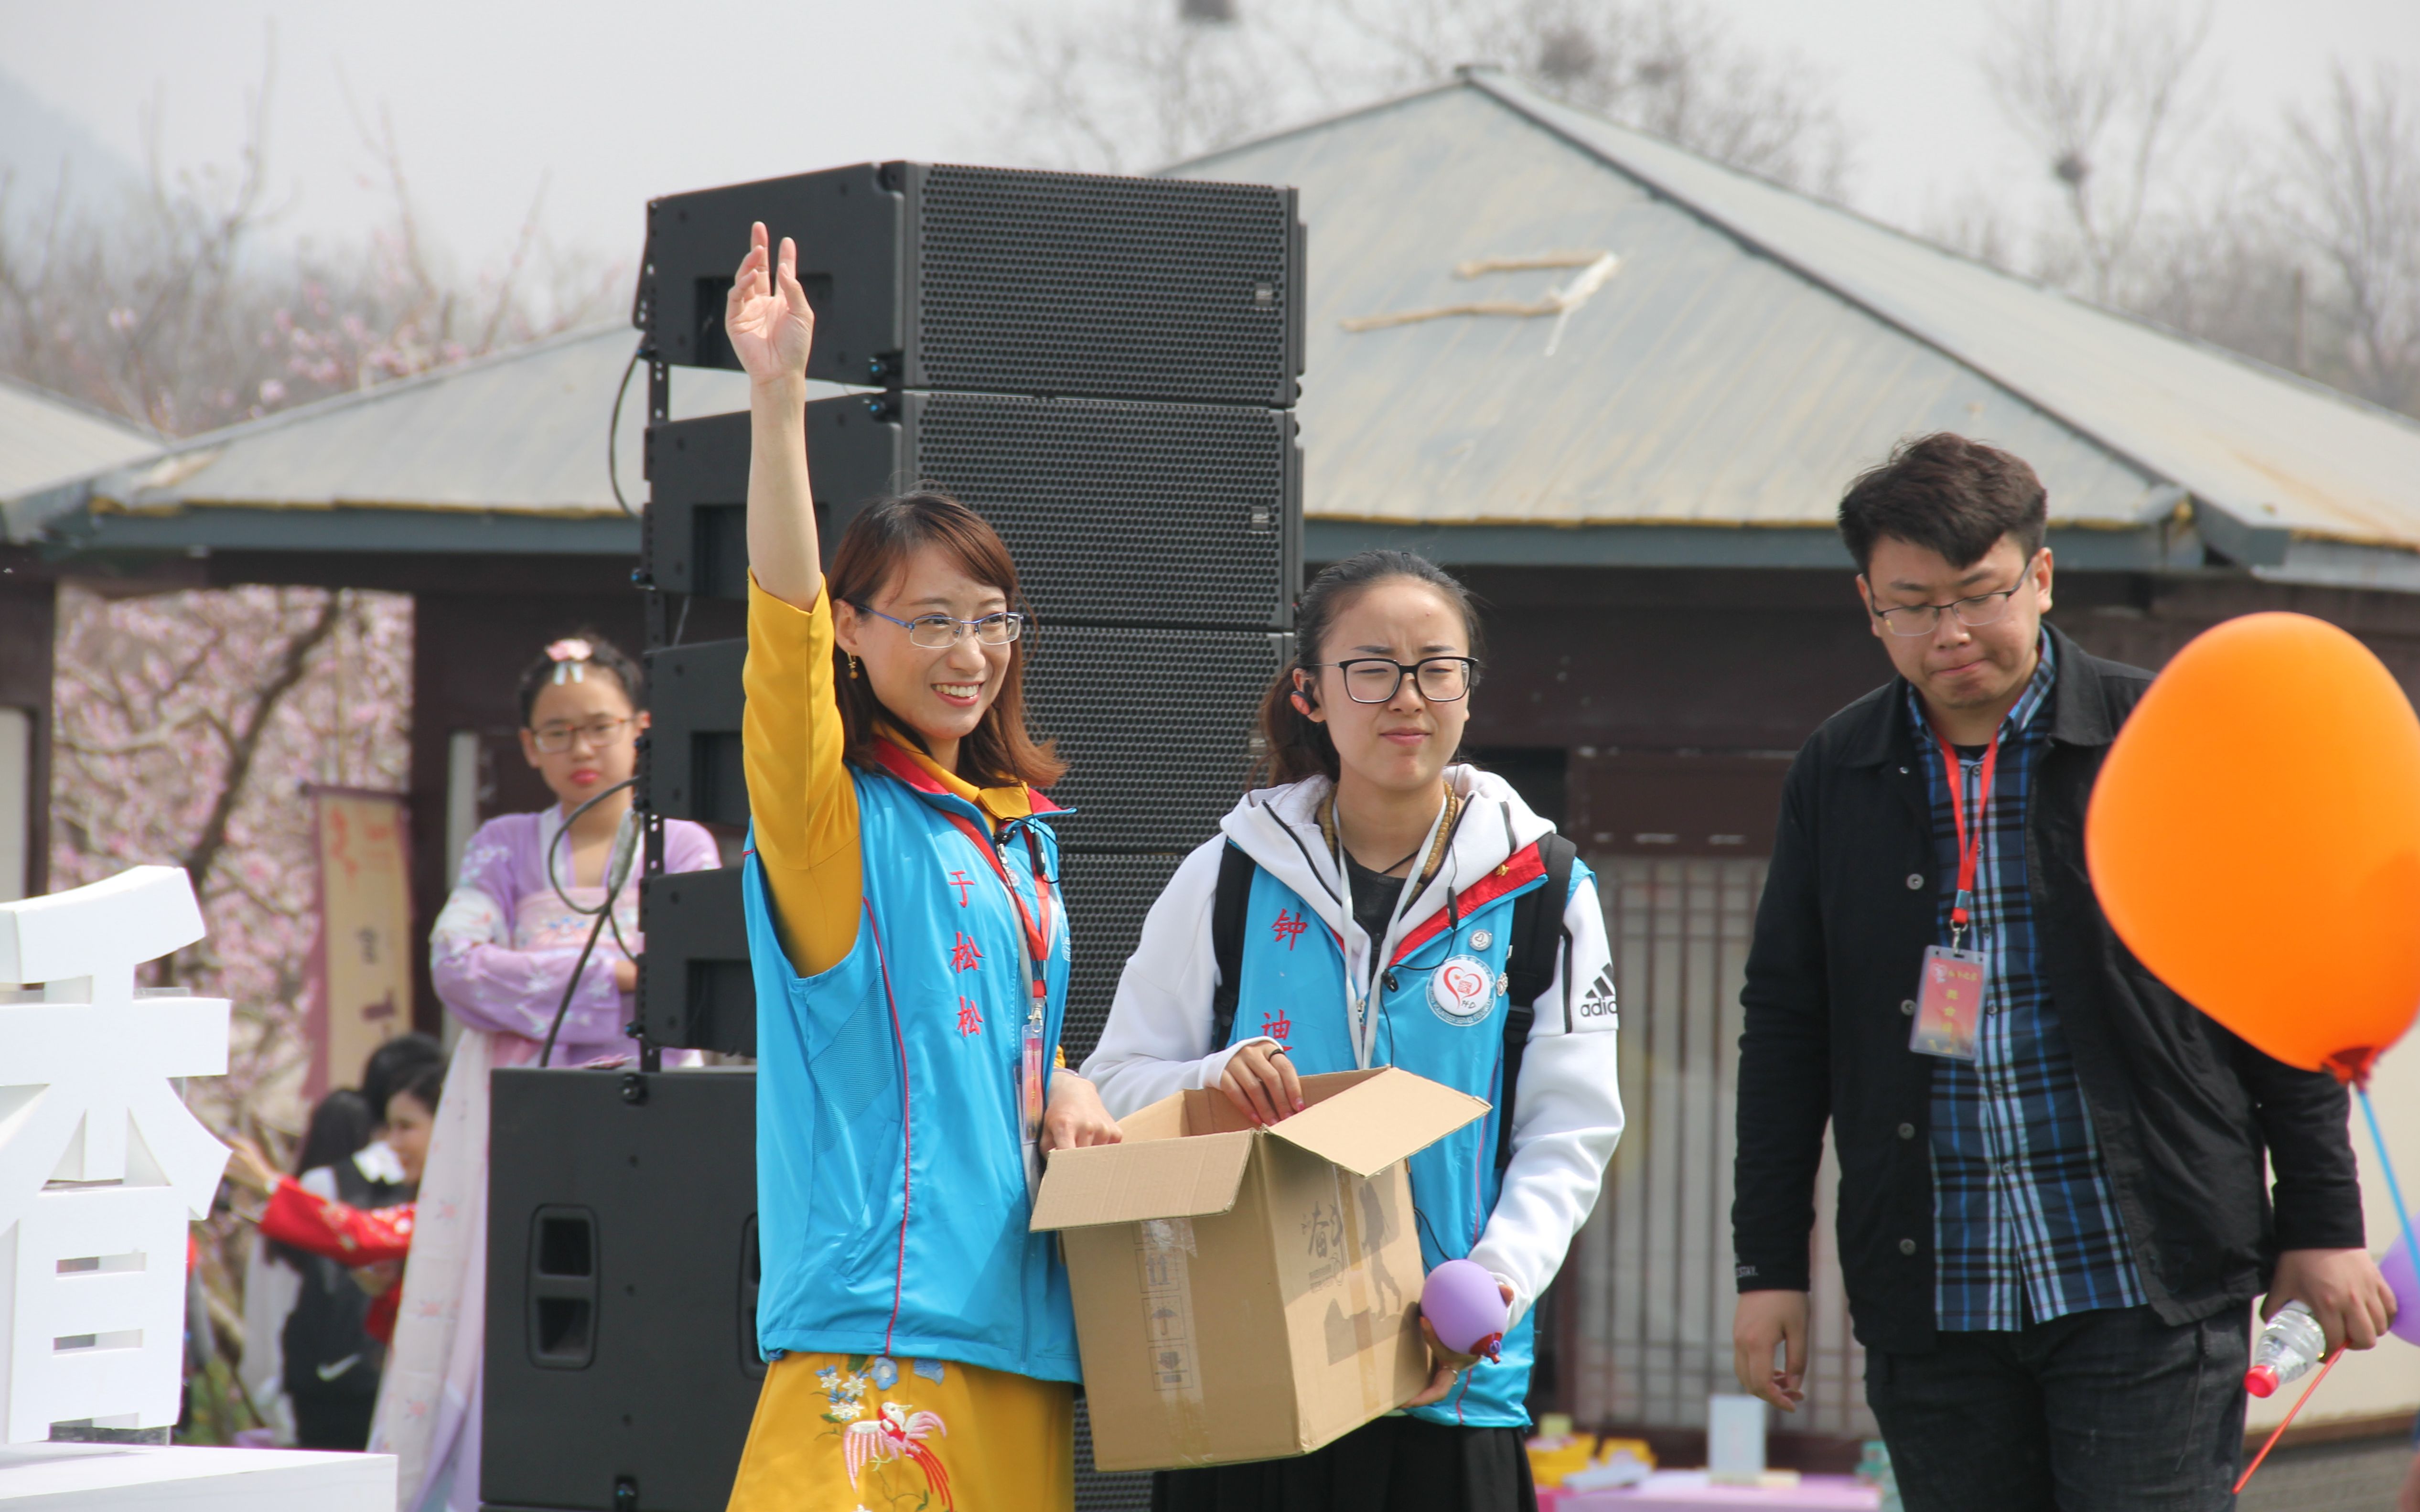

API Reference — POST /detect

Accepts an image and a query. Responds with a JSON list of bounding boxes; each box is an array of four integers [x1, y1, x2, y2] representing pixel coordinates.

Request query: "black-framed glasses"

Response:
[[531, 716, 635, 753], [852, 603, 1027, 649], [1311, 657, 1477, 704], [1869, 553, 2043, 637]]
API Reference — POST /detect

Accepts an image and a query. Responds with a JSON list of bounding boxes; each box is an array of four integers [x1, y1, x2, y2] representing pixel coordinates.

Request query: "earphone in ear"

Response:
[[1290, 667, 1319, 717]]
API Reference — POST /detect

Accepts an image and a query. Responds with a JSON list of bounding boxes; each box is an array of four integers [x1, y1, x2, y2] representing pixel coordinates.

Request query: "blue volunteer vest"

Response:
[[1223, 842, 1593, 1428], [742, 752, 1080, 1382]]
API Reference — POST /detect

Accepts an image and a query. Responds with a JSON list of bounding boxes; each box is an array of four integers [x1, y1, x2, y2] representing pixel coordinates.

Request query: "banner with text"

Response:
[[309, 787, 413, 1100]]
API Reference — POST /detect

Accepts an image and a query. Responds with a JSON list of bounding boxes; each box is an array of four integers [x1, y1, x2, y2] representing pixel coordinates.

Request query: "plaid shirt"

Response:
[[1908, 634, 2146, 1331]]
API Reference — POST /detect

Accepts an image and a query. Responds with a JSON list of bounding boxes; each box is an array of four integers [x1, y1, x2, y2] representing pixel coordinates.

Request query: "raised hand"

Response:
[[725, 221, 814, 386]]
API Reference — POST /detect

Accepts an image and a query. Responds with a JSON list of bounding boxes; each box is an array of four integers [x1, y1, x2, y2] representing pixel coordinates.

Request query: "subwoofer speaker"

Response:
[[483, 1068, 760, 1512], [639, 161, 1303, 405]]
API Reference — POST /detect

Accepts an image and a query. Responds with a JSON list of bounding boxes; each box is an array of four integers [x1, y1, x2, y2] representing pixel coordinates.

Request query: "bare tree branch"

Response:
[[987, 0, 1848, 193], [2288, 64, 2420, 412], [173, 590, 343, 903], [1982, 0, 2217, 305]]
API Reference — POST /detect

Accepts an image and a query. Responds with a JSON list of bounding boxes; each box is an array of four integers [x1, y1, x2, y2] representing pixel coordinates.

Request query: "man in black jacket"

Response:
[[1730, 434, 2393, 1511]]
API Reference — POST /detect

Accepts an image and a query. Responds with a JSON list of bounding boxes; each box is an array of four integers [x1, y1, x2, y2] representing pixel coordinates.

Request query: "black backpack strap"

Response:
[[1208, 841, 1257, 1053], [1497, 833, 1577, 1172]]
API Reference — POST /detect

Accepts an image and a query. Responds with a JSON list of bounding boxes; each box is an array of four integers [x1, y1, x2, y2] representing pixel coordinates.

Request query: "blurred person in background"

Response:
[[375, 633, 718, 1512], [239, 1087, 376, 1444], [238, 1034, 442, 1444], [235, 1062, 433, 1448]]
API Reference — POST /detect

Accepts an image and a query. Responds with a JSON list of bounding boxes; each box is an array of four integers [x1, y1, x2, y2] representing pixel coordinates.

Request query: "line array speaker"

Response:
[[633, 628, 1286, 849], [1054, 851, 1184, 1067], [641, 640, 745, 828], [484, 1068, 760, 1512], [635, 865, 752, 1060], [639, 162, 1303, 405], [646, 394, 1301, 628], [633, 848, 1189, 1077], [585, 158, 1302, 1512]]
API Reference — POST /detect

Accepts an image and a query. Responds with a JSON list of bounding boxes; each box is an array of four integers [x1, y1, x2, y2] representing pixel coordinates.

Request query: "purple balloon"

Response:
[[1422, 1259, 1509, 1358], [2380, 1228, 2420, 1347]]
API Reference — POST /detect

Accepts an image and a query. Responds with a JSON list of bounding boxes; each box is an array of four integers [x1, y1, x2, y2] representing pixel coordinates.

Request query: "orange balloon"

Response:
[[2087, 612, 2420, 1081]]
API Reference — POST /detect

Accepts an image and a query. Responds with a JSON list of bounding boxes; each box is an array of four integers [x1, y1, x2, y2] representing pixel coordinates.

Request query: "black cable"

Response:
[[539, 907, 614, 1071], [537, 777, 640, 1068], [606, 338, 644, 518], [545, 777, 638, 914]]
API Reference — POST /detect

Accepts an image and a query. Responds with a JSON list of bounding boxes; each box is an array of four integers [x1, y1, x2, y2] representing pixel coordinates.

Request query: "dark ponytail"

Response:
[[1256, 549, 1484, 787]]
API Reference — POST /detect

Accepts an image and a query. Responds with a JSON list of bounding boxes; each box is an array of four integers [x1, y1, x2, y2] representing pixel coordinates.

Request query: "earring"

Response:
[[848, 654, 861, 680]]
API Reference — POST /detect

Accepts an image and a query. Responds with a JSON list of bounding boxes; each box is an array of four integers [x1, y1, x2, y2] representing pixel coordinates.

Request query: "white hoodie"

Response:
[[1081, 765, 1624, 1324]]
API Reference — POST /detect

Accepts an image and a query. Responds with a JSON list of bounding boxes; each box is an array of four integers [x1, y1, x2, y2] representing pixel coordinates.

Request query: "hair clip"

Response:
[[546, 638, 592, 685]]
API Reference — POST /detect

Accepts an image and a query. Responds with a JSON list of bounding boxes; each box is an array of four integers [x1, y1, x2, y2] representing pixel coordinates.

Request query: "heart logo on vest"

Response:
[[1429, 954, 1499, 1026]]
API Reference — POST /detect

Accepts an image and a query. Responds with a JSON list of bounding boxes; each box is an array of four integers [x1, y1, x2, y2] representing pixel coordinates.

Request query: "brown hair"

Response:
[[828, 492, 1065, 789], [1256, 549, 1484, 787], [1837, 433, 2048, 574]]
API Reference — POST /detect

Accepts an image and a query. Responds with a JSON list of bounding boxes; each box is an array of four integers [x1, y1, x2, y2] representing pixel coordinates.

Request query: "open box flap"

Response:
[[1264, 1066, 1490, 1178], [1029, 1129, 1255, 1232]]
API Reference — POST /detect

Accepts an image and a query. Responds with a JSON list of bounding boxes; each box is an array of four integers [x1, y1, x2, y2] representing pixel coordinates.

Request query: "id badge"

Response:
[[1020, 1001, 1048, 1199], [1910, 945, 1986, 1060]]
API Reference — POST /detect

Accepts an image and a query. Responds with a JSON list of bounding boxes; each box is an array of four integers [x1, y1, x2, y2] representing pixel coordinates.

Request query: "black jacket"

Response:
[[1732, 624, 2364, 1353]]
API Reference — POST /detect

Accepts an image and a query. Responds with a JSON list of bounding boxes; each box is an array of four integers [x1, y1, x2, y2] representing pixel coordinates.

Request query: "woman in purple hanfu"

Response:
[[371, 634, 719, 1512]]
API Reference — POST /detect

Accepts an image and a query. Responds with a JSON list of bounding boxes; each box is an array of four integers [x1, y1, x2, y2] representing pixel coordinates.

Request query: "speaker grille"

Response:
[[916, 166, 1295, 405], [1026, 626, 1278, 851], [910, 394, 1294, 629], [1074, 1394, 1155, 1511], [1057, 851, 1185, 1067]]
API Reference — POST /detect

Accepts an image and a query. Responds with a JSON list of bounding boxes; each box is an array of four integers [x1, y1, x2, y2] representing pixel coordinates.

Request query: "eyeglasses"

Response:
[[1869, 554, 2043, 637], [1311, 657, 1477, 704], [852, 603, 1027, 649], [531, 716, 635, 753]]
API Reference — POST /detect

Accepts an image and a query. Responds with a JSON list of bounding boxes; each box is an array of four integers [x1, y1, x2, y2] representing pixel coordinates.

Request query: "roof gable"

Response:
[[1171, 75, 2420, 567], [0, 376, 157, 502]]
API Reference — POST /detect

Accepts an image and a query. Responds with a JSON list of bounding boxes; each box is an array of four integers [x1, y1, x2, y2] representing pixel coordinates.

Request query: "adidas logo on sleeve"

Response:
[[1573, 966, 1618, 1030]]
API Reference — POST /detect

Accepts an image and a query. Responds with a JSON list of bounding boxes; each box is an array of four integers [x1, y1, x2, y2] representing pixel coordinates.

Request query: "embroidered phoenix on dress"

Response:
[[844, 1402, 953, 1507]]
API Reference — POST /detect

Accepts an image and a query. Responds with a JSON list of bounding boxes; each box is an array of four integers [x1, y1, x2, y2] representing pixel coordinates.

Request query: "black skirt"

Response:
[[1152, 1415, 1537, 1512]]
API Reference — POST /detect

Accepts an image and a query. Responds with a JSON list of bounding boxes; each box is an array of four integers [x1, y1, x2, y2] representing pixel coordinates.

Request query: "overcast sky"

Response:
[[3, 0, 2416, 291]]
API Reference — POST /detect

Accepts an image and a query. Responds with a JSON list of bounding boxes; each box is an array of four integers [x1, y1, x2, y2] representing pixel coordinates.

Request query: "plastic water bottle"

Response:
[[2245, 1301, 2325, 1397]]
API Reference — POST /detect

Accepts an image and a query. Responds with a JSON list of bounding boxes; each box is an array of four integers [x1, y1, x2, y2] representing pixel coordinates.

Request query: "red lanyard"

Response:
[[1933, 728, 2002, 942], [938, 810, 1054, 1002]]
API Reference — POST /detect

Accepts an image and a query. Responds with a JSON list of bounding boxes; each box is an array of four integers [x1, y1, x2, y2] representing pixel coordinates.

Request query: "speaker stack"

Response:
[[482, 161, 1303, 1511]]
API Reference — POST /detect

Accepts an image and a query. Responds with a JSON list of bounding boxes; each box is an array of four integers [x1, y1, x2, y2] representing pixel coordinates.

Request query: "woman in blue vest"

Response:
[[1086, 550, 1625, 1512], [721, 222, 1122, 1511]]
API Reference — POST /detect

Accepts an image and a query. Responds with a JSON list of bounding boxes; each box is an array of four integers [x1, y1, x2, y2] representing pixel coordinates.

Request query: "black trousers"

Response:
[[290, 1391, 377, 1451], [1865, 1304, 2248, 1512], [1153, 1415, 1536, 1512]]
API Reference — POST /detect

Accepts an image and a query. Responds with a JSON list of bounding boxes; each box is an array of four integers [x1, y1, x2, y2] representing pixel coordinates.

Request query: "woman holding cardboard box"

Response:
[[720, 221, 1124, 1512], [1085, 550, 1625, 1511]]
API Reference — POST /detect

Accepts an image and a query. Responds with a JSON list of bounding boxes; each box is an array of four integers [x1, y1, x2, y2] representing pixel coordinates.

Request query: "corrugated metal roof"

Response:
[[1171, 72, 2420, 564], [0, 375, 157, 501], [4, 324, 753, 545]]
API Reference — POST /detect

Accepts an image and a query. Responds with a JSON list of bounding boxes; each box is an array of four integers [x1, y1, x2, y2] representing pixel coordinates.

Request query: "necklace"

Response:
[[1320, 788, 1460, 887]]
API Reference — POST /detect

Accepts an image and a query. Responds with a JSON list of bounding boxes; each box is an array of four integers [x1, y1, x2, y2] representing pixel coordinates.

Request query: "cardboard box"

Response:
[[1031, 1067, 1488, 1471]]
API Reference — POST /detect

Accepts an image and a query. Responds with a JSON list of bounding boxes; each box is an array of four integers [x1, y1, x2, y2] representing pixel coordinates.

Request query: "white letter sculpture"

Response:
[[0, 866, 231, 1444]]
